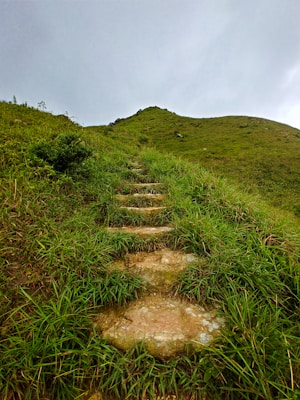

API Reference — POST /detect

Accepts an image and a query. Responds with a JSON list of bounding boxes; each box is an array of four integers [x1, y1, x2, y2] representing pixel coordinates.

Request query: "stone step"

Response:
[[109, 248, 199, 289], [120, 206, 167, 216], [130, 168, 144, 173], [116, 193, 166, 202], [124, 170, 155, 184], [94, 293, 224, 358], [128, 161, 143, 169], [132, 193, 165, 199], [128, 182, 163, 193], [130, 182, 162, 187], [119, 182, 164, 195], [107, 225, 173, 237], [116, 193, 166, 207]]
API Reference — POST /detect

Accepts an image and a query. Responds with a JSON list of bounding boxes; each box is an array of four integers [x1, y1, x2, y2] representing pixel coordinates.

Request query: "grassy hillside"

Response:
[[0, 102, 299, 399], [106, 106, 300, 219]]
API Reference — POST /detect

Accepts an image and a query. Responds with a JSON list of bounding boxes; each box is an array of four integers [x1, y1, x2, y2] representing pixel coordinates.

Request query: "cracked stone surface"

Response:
[[109, 248, 200, 289], [94, 294, 223, 358]]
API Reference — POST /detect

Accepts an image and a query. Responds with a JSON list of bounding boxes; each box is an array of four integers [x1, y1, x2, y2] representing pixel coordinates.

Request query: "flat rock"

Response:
[[95, 294, 223, 358], [110, 248, 199, 289]]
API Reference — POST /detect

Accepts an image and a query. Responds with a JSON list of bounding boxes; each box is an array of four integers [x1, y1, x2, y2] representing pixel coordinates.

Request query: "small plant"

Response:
[[31, 133, 92, 173]]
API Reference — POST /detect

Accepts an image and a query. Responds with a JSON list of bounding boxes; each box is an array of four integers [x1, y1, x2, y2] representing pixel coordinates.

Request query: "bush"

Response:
[[31, 133, 93, 173]]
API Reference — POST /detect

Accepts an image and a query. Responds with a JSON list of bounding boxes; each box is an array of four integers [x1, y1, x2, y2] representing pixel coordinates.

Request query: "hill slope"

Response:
[[104, 106, 300, 218], [1, 102, 299, 399]]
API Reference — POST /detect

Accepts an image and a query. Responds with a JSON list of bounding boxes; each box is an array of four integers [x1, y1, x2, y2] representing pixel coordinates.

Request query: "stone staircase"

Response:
[[92, 160, 223, 398], [108, 179, 173, 237]]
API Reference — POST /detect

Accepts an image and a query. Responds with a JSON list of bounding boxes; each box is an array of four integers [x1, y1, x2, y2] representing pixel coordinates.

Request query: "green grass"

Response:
[[107, 106, 300, 219], [0, 102, 299, 399]]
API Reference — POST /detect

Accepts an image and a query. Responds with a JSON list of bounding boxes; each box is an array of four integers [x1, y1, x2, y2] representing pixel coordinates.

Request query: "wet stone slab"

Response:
[[94, 294, 223, 358], [109, 248, 200, 289]]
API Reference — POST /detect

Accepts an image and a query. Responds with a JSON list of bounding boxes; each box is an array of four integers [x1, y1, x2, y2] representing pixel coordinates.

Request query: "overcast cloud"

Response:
[[1, 0, 300, 128]]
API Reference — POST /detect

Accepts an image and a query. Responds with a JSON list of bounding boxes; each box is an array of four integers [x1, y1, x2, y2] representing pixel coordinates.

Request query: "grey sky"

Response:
[[1, 0, 300, 128]]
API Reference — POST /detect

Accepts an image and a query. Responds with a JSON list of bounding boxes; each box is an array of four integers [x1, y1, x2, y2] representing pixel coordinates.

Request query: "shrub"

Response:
[[31, 133, 93, 173]]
